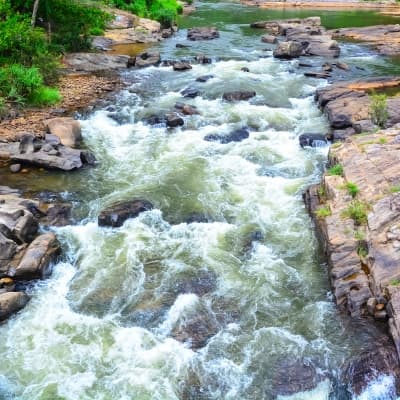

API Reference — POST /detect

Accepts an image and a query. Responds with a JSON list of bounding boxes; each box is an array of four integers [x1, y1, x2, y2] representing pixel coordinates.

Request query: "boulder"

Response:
[[273, 41, 304, 59], [194, 54, 212, 64], [9, 233, 60, 279], [299, 133, 328, 148], [44, 117, 82, 148], [166, 113, 184, 128], [0, 292, 29, 321], [64, 53, 129, 72], [98, 199, 153, 227], [196, 75, 214, 83], [0, 232, 18, 270], [187, 27, 219, 41], [9, 164, 21, 173], [173, 62, 192, 71], [174, 102, 200, 116], [0, 277, 15, 294], [204, 128, 249, 144], [19, 133, 42, 154], [222, 91, 256, 102], [133, 51, 161, 68], [181, 87, 201, 98]]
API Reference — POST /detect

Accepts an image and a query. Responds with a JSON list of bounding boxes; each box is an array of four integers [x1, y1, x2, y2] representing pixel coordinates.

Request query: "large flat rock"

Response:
[[64, 53, 129, 72]]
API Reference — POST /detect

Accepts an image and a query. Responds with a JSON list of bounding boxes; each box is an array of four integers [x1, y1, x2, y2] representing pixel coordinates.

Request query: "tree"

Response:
[[31, 0, 40, 27]]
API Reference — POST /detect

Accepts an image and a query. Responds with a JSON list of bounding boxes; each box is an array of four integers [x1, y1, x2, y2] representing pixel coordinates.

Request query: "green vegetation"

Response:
[[353, 229, 365, 241], [344, 181, 360, 198], [327, 163, 344, 177], [107, 0, 182, 28], [315, 206, 331, 219], [390, 278, 400, 287], [342, 200, 369, 225], [357, 243, 368, 258], [370, 92, 389, 128], [390, 185, 400, 193]]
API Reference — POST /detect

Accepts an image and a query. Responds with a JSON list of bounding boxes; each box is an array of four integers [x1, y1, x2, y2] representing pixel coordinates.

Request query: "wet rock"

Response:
[[185, 213, 210, 223], [44, 117, 82, 148], [40, 204, 72, 227], [299, 133, 328, 148], [271, 359, 325, 397], [322, 63, 333, 72], [204, 127, 249, 144], [331, 127, 356, 141], [196, 75, 214, 83], [19, 133, 41, 154], [0, 292, 29, 321], [194, 54, 212, 64], [64, 53, 129, 72], [144, 115, 165, 126], [98, 199, 153, 227], [241, 67, 250, 72], [172, 270, 217, 297], [335, 61, 350, 71], [353, 119, 378, 134], [176, 43, 191, 48], [133, 51, 161, 68], [181, 87, 201, 98], [261, 34, 278, 44], [173, 62, 192, 71], [166, 113, 184, 127], [273, 41, 304, 59], [187, 27, 219, 41], [162, 28, 174, 38], [298, 62, 313, 67], [0, 277, 15, 294], [9, 164, 21, 173], [174, 102, 200, 115], [9, 233, 60, 280], [304, 71, 331, 79], [222, 91, 256, 102], [342, 337, 400, 395]]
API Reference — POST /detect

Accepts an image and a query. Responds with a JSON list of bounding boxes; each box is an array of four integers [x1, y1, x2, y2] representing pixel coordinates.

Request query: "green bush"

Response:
[[342, 200, 369, 225], [345, 182, 359, 198], [315, 206, 331, 218], [327, 163, 343, 177], [370, 93, 389, 128], [29, 86, 62, 106]]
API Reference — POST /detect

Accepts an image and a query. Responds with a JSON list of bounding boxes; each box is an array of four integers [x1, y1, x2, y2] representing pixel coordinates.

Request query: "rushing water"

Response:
[[2, 2, 400, 399]]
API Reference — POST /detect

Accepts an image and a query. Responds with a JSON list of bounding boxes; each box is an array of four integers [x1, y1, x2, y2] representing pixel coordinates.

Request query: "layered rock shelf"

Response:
[[304, 127, 400, 361]]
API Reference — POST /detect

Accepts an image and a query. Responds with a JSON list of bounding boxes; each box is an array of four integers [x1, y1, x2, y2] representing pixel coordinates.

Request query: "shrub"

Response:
[[315, 206, 331, 218], [29, 86, 62, 106], [327, 163, 343, 177], [390, 185, 400, 193], [370, 92, 389, 128], [345, 182, 359, 198], [342, 200, 369, 225], [357, 243, 368, 258]]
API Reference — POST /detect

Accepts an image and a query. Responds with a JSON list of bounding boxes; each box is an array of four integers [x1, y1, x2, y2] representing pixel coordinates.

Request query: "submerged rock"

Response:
[[174, 102, 200, 116], [173, 62, 192, 71], [98, 199, 153, 227], [166, 112, 184, 127], [222, 91, 256, 102], [299, 133, 328, 148], [0, 292, 29, 321], [196, 74, 214, 83], [181, 87, 201, 98], [204, 127, 249, 144]]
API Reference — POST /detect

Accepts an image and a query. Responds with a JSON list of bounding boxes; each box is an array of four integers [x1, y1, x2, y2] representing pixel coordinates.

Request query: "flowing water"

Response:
[[2, 2, 400, 399]]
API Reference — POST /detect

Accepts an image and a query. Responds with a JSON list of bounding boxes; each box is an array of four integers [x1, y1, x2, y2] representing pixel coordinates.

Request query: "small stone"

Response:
[[376, 303, 385, 311], [173, 62, 192, 71], [9, 164, 21, 173], [367, 297, 377, 315], [241, 67, 250, 72], [21, 169, 29, 173]]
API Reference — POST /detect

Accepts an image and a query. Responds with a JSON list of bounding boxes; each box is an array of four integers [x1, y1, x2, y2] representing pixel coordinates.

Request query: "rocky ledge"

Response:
[[331, 24, 400, 56], [0, 186, 71, 321], [304, 124, 400, 378]]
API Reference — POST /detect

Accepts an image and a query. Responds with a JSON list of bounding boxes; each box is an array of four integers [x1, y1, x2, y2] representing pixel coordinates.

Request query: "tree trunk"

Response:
[[31, 0, 40, 27]]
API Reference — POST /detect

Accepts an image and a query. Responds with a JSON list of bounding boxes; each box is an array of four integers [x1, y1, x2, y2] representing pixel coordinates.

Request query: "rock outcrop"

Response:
[[252, 17, 340, 59], [304, 127, 400, 366], [44, 117, 82, 148], [64, 53, 130, 73], [187, 27, 219, 41], [0, 190, 62, 321]]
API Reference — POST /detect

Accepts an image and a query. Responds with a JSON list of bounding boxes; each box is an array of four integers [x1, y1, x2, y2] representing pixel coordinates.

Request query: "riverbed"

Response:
[[1, 1, 400, 399]]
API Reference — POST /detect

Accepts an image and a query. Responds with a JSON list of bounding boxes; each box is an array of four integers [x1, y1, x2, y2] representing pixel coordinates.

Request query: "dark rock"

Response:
[[176, 43, 191, 48], [185, 213, 210, 223], [19, 134, 41, 154], [273, 41, 304, 59], [241, 67, 250, 72], [304, 71, 331, 79], [298, 62, 313, 67], [196, 75, 214, 83], [9, 164, 21, 173], [271, 359, 325, 397], [161, 28, 173, 38], [134, 51, 161, 68], [0, 292, 29, 321], [342, 337, 400, 395], [144, 115, 165, 126], [222, 91, 256, 102], [353, 119, 378, 134], [98, 199, 153, 228], [322, 62, 333, 72], [204, 128, 250, 144], [172, 270, 217, 296], [181, 87, 201, 98], [161, 60, 175, 67], [80, 150, 96, 165], [331, 127, 356, 141], [166, 113, 184, 128], [261, 34, 278, 44], [187, 27, 219, 41], [41, 204, 72, 227], [173, 62, 192, 71], [299, 133, 328, 148], [194, 54, 212, 64], [335, 61, 350, 71]]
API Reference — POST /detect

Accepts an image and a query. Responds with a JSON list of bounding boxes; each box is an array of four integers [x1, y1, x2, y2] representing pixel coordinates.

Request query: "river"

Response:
[[1, 1, 400, 399]]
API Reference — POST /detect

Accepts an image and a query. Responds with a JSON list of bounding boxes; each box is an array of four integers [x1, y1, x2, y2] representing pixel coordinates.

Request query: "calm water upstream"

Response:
[[2, 1, 400, 399]]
